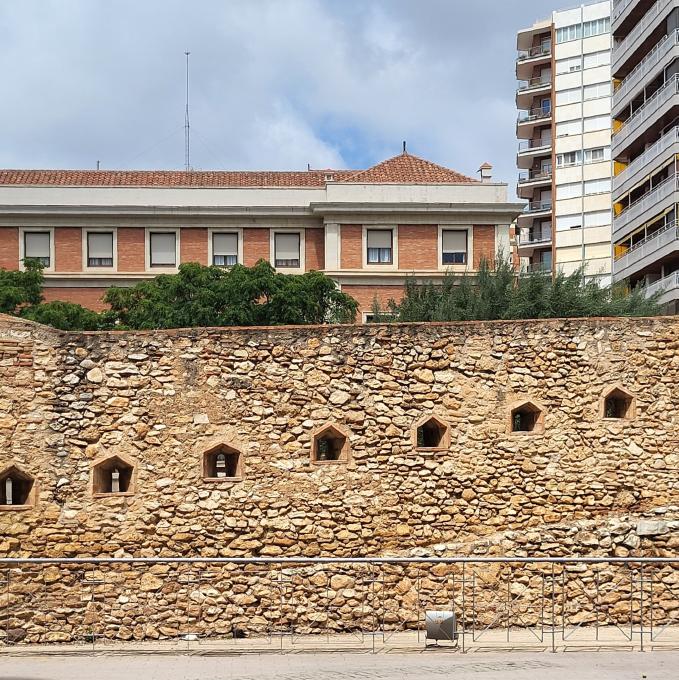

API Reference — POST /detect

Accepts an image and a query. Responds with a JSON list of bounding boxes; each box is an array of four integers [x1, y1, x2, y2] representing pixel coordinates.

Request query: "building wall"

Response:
[[397, 225, 438, 269], [117, 228, 146, 272], [0, 315, 677, 641], [180, 227, 208, 266]]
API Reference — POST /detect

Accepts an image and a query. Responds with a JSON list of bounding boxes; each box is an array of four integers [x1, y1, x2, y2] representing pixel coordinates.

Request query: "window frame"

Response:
[[83, 228, 117, 271], [270, 228, 305, 273], [362, 226, 398, 270], [208, 228, 243, 268], [145, 228, 180, 271], [439, 227, 470, 269], [19, 227, 55, 272]]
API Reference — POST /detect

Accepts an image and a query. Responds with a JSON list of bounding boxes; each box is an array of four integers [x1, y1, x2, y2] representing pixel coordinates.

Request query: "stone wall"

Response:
[[0, 315, 678, 642]]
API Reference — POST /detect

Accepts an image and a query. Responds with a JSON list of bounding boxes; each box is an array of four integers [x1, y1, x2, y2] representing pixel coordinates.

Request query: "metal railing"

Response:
[[517, 44, 552, 62], [613, 31, 679, 110], [613, 125, 679, 191], [643, 270, 679, 297], [524, 200, 552, 213], [1, 557, 678, 653], [613, 75, 679, 149], [518, 229, 552, 245], [614, 221, 679, 272], [517, 77, 551, 92], [518, 169, 552, 184], [518, 138, 552, 152], [518, 108, 552, 124], [614, 0, 674, 69], [613, 0, 640, 23], [614, 174, 679, 232]]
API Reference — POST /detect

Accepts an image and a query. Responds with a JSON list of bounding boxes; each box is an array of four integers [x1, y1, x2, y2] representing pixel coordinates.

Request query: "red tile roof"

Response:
[[0, 153, 477, 188]]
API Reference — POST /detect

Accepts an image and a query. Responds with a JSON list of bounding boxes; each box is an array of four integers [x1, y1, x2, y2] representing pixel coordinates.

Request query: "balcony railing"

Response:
[[613, 74, 679, 149], [614, 0, 673, 68], [518, 229, 552, 245], [518, 169, 552, 184], [613, 31, 679, 110], [517, 77, 551, 92], [612, 0, 639, 23], [644, 270, 679, 298], [615, 221, 679, 274], [517, 44, 552, 61], [521, 261, 553, 275], [524, 200, 552, 213], [614, 174, 679, 233], [518, 108, 552, 125], [613, 126, 679, 191], [518, 138, 552, 152]]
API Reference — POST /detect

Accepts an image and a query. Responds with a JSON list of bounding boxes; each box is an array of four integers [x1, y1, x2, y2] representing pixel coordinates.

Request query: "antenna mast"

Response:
[[184, 50, 191, 171]]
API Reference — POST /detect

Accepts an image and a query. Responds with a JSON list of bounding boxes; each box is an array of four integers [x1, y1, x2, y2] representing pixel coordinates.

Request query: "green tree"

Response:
[[0, 259, 44, 314], [21, 300, 105, 331], [386, 254, 661, 322]]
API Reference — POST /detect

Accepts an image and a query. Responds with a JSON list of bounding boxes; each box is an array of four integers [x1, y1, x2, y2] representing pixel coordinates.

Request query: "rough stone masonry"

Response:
[[0, 314, 678, 642]]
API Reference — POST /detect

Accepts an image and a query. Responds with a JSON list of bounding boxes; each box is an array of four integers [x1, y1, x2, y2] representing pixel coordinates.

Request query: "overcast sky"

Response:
[[1, 0, 559, 184]]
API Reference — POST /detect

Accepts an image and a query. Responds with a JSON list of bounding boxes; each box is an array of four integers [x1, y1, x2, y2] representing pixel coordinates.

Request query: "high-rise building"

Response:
[[611, 0, 679, 311], [516, 1, 613, 283]]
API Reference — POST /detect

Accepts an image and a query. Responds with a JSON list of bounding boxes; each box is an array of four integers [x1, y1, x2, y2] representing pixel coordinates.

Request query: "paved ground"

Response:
[[1, 650, 678, 680]]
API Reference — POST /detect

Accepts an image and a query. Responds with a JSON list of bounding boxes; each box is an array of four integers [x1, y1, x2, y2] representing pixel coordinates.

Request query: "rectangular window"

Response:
[[366, 229, 393, 264], [149, 232, 177, 267], [557, 151, 582, 167], [556, 24, 582, 43], [582, 18, 610, 38], [558, 182, 583, 200], [556, 87, 581, 105], [556, 214, 583, 231], [87, 232, 114, 267], [584, 178, 611, 195], [556, 119, 582, 137], [584, 82, 611, 100], [583, 50, 610, 69], [212, 232, 238, 267], [584, 146, 610, 163], [556, 56, 582, 74], [274, 232, 300, 268], [583, 114, 610, 132], [24, 232, 51, 267], [441, 229, 467, 265], [584, 210, 611, 227]]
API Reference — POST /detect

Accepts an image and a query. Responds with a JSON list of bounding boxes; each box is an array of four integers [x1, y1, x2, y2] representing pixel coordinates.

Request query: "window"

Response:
[[556, 120, 582, 137], [311, 424, 350, 464], [584, 210, 611, 228], [212, 232, 238, 267], [584, 178, 611, 195], [583, 50, 610, 69], [584, 146, 610, 164], [367, 229, 393, 264], [583, 18, 609, 38], [509, 400, 544, 434], [584, 82, 611, 100], [413, 415, 450, 450], [274, 232, 300, 268], [87, 232, 114, 267], [556, 88, 581, 105], [558, 182, 583, 200], [441, 229, 467, 265], [556, 214, 583, 231], [92, 455, 134, 496], [583, 114, 610, 132], [556, 56, 582, 74], [203, 444, 243, 481], [0, 465, 34, 508], [601, 386, 635, 420], [556, 23, 581, 43], [557, 151, 582, 167], [24, 231, 50, 267], [149, 232, 176, 267]]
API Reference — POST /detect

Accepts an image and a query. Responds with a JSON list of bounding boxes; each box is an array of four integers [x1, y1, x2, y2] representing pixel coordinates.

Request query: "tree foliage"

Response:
[[0, 259, 44, 314], [379, 255, 661, 322]]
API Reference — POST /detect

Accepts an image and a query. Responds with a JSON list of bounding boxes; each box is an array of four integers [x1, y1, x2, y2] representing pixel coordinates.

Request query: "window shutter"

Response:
[[275, 233, 300, 260], [442, 230, 467, 252], [25, 232, 50, 258], [88, 232, 113, 258], [213, 233, 238, 256], [150, 232, 176, 265], [367, 230, 392, 249]]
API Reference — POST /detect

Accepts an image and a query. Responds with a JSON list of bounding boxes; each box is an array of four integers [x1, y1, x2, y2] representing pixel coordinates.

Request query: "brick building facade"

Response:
[[0, 152, 522, 320]]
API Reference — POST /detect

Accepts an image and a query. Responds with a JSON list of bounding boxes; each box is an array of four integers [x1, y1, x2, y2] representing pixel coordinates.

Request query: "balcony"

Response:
[[642, 269, 679, 303], [517, 108, 552, 138], [517, 139, 552, 169], [613, 0, 677, 74], [517, 170, 552, 200], [613, 173, 679, 240], [614, 221, 679, 281], [613, 125, 679, 198], [612, 74, 679, 155], [612, 0, 640, 23], [520, 261, 553, 276], [517, 228, 553, 257], [516, 77, 551, 108], [517, 44, 552, 63], [613, 30, 679, 114]]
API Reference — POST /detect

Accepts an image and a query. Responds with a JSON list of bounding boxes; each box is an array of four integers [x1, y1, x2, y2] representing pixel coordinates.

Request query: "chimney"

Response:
[[478, 162, 493, 183]]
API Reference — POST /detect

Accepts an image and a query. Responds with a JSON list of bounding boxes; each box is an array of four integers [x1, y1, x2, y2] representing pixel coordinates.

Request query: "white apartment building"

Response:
[[516, 1, 614, 283]]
